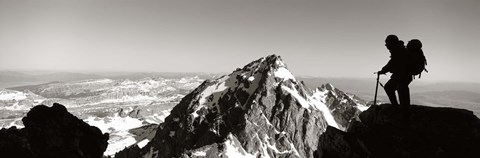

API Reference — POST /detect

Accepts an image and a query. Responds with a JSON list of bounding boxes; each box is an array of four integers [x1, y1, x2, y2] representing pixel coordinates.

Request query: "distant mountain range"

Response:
[[0, 76, 206, 156], [2, 68, 479, 116], [0, 71, 219, 88]]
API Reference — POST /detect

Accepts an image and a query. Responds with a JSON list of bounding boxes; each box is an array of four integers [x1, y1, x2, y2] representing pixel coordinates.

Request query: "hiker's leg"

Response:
[[398, 78, 412, 106], [398, 79, 412, 122], [398, 83, 410, 106], [384, 79, 398, 106]]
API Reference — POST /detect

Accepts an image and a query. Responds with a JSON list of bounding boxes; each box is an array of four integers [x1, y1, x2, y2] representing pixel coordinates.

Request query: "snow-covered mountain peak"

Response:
[[185, 55, 345, 128], [187, 54, 305, 120], [116, 55, 367, 158]]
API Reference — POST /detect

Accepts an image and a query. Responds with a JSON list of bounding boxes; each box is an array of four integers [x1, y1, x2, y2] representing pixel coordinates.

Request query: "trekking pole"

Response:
[[373, 72, 380, 106]]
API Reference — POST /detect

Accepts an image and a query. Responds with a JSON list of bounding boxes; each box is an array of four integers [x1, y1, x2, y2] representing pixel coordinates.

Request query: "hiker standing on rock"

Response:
[[377, 35, 412, 110]]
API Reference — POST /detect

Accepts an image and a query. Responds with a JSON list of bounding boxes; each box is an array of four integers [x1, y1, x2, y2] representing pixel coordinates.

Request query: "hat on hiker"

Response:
[[385, 34, 399, 44]]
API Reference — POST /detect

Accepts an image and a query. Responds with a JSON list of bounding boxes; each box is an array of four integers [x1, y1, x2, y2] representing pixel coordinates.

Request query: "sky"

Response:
[[0, 0, 479, 82]]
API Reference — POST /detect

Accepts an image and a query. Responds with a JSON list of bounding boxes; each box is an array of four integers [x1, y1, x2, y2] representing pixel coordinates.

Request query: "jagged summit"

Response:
[[230, 54, 295, 84], [185, 54, 337, 126], [235, 55, 295, 82], [115, 54, 359, 158]]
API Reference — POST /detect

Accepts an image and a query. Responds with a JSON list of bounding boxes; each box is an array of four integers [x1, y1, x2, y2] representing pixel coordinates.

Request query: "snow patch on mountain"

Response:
[[281, 85, 312, 110], [137, 139, 150, 148], [223, 134, 257, 158], [281, 85, 340, 129], [312, 88, 328, 103], [357, 104, 370, 111], [274, 67, 296, 81], [84, 114, 145, 156], [264, 135, 287, 155], [248, 76, 255, 82], [199, 79, 229, 110], [106, 134, 138, 156], [192, 150, 207, 157], [85, 114, 144, 133], [144, 110, 171, 124]]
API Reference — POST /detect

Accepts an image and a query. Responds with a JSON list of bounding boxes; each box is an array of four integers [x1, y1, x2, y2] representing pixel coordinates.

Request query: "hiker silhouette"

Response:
[[377, 35, 412, 110]]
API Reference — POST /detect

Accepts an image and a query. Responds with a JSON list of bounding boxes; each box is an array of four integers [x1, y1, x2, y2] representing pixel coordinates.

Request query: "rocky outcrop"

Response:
[[0, 103, 109, 158], [316, 104, 480, 158]]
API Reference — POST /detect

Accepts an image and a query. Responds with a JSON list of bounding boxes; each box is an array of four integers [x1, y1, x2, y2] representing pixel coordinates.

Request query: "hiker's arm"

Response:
[[378, 60, 392, 74]]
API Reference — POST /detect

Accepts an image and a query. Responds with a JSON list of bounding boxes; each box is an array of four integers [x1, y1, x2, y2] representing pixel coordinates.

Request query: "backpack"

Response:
[[407, 39, 428, 78]]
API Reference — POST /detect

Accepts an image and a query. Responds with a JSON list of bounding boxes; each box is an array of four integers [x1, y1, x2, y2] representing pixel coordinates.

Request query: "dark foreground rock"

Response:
[[316, 104, 480, 158], [0, 103, 109, 158]]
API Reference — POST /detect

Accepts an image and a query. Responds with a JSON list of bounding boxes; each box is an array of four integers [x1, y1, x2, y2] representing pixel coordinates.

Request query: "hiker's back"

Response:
[[407, 39, 428, 78]]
